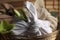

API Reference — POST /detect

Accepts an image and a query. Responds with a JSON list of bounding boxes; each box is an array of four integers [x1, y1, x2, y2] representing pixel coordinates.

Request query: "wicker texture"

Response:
[[0, 30, 59, 40]]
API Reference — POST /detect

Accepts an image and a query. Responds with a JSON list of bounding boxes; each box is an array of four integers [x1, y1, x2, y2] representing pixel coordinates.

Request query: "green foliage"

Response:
[[15, 9, 28, 22], [0, 20, 14, 34], [19, 9, 28, 22]]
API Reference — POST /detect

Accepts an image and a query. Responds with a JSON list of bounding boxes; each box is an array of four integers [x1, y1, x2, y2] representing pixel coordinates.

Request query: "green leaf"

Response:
[[0, 21, 6, 33], [13, 8, 28, 22], [19, 9, 28, 22], [0, 21, 4, 32], [0, 20, 14, 34], [14, 9, 21, 17], [3, 20, 14, 31], [6, 24, 14, 31], [3, 20, 9, 30]]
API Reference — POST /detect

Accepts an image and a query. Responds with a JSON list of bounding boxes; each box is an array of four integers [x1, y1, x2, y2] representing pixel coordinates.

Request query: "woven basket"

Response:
[[0, 13, 59, 40], [0, 12, 59, 40], [0, 29, 59, 40], [0, 14, 59, 40]]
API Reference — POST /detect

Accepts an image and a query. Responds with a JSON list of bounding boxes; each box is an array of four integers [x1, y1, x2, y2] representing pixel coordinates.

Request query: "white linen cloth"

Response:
[[25, 1, 52, 36], [12, 1, 53, 36]]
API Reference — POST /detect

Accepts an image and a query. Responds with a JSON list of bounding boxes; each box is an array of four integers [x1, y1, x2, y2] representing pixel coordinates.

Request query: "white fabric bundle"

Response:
[[25, 1, 52, 36], [34, 0, 58, 31], [12, 21, 28, 35], [12, 1, 54, 37]]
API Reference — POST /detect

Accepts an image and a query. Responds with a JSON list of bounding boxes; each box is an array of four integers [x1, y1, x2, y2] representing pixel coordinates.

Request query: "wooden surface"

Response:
[[0, 0, 59, 12], [0, 14, 13, 22]]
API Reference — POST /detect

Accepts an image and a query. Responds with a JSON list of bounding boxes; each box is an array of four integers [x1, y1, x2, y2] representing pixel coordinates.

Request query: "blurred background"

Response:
[[0, 0, 59, 20]]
